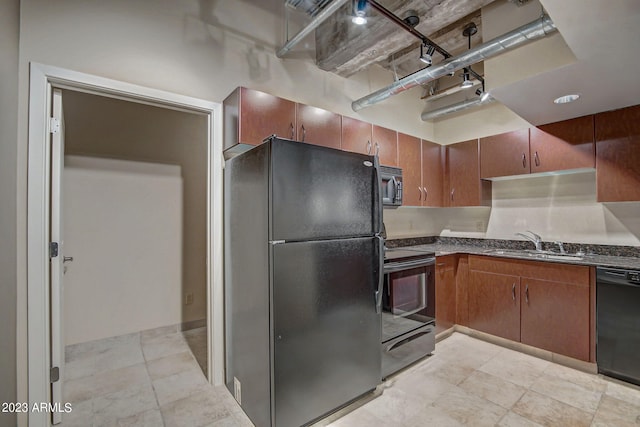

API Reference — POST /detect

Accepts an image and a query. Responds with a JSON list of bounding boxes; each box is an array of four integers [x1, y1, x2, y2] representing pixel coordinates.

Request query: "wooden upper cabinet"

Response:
[[480, 129, 530, 179], [397, 133, 422, 206], [595, 104, 640, 202], [422, 140, 443, 207], [295, 103, 342, 150], [372, 125, 398, 167], [447, 139, 490, 207], [223, 87, 296, 150], [530, 115, 595, 173], [341, 116, 372, 156]]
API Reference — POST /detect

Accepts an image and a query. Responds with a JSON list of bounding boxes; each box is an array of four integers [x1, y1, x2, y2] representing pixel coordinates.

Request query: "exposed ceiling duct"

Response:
[[351, 14, 557, 112], [420, 96, 496, 121], [277, 0, 350, 58]]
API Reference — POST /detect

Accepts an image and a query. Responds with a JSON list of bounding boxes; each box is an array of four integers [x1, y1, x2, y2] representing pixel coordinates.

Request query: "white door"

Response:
[[50, 88, 68, 425]]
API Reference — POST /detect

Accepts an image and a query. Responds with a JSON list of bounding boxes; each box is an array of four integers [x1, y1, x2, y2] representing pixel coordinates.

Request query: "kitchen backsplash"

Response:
[[384, 171, 640, 247]]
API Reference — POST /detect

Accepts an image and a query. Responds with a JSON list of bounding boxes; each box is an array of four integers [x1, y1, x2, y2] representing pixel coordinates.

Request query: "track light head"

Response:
[[419, 44, 435, 65], [475, 88, 490, 102], [461, 70, 473, 89], [352, 0, 367, 25]]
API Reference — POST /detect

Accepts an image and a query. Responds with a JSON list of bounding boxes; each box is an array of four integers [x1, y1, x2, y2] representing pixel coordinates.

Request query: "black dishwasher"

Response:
[[597, 267, 640, 385]]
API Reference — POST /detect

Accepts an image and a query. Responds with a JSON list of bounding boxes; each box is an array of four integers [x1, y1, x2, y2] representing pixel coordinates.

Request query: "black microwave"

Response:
[[380, 165, 402, 207]]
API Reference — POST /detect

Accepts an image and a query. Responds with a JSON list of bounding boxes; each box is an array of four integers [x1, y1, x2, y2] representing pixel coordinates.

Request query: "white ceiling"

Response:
[[492, 0, 640, 125]]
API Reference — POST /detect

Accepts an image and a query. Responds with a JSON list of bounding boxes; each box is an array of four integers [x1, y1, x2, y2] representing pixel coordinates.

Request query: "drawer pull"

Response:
[[512, 283, 516, 301]]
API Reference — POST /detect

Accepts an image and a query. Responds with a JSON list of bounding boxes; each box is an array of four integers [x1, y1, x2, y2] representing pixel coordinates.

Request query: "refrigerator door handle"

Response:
[[373, 156, 383, 234], [375, 235, 384, 314]]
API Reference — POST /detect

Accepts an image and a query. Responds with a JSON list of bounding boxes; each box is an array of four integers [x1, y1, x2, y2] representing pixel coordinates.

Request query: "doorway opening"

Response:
[[26, 63, 224, 427]]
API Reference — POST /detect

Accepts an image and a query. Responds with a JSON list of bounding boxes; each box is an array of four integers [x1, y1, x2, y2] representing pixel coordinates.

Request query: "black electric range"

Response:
[[381, 246, 436, 378]]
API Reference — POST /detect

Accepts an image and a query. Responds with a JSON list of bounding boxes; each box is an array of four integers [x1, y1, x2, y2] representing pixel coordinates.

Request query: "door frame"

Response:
[[27, 62, 224, 426]]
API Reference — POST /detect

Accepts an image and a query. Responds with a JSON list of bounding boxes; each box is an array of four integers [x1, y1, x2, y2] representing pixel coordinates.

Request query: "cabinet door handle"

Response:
[[366, 140, 372, 155], [436, 263, 445, 267], [450, 188, 455, 202], [534, 151, 540, 167], [375, 142, 380, 156], [525, 284, 529, 304], [422, 187, 428, 201], [418, 187, 423, 201], [522, 153, 527, 168], [290, 122, 294, 139], [301, 124, 306, 142], [512, 283, 516, 301]]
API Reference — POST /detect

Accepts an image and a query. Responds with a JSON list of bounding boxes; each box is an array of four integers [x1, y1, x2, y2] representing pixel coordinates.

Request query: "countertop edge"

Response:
[[404, 244, 640, 270]]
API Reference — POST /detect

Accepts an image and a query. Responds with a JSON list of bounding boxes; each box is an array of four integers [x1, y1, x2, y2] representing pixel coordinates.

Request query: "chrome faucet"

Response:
[[515, 231, 543, 251], [554, 241, 566, 254]]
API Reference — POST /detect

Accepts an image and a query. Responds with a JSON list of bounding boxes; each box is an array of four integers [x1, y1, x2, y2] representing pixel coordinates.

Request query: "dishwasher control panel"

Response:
[[628, 271, 640, 283]]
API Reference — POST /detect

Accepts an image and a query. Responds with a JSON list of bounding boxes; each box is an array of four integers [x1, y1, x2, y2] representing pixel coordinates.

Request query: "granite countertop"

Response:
[[386, 237, 640, 270]]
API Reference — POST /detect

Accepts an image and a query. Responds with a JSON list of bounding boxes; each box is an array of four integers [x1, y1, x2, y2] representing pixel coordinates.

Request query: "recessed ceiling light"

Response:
[[553, 94, 580, 104]]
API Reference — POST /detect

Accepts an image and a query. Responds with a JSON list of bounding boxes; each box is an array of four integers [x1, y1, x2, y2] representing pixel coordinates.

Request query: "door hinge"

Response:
[[49, 242, 59, 258], [49, 117, 60, 134], [50, 366, 60, 383]]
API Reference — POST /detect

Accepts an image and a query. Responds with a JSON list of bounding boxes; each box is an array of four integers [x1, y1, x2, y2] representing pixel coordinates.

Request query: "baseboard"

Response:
[[449, 325, 598, 375]]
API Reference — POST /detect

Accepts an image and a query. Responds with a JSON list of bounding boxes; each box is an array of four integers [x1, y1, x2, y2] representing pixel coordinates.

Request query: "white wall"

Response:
[[63, 157, 183, 344], [386, 172, 640, 247], [0, 0, 19, 425]]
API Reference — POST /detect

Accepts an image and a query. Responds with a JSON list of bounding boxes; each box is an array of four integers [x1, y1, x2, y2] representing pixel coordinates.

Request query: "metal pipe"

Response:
[[420, 96, 496, 121], [277, 0, 350, 58], [352, 14, 557, 111]]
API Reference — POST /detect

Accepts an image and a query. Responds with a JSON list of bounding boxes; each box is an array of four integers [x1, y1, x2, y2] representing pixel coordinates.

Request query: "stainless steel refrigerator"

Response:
[[224, 137, 383, 427]]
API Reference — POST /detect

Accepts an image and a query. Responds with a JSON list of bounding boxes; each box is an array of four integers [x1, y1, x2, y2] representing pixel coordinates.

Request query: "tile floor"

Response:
[[60, 329, 640, 426], [60, 326, 252, 427]]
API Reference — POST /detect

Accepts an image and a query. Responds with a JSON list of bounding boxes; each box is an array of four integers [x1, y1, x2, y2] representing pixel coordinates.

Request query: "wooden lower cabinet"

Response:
[[469, 271, 521, 342], [435, 255, 457, 334], [468, 255, 592, 362], [456, 255, 469, 327], [520, 277, 590, 361]]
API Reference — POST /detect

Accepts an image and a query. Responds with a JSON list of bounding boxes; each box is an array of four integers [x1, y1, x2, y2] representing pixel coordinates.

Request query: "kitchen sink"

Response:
[[483, 249, 525, 256], [535, 253, 584, 261]]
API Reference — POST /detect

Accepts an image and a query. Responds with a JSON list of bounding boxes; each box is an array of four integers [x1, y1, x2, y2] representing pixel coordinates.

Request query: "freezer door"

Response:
[[272, 237, 381, 427], [270, 138, 381, 241]]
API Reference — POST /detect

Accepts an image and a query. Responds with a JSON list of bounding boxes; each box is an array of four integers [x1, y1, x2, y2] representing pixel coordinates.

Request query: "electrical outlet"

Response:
[[234, 377, 242, 404], [185, 292, 193, 305], [475, 221, 484, 232]]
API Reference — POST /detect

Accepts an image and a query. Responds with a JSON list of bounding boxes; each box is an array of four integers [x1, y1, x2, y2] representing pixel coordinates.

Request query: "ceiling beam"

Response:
[[314, 0, 494, 77]]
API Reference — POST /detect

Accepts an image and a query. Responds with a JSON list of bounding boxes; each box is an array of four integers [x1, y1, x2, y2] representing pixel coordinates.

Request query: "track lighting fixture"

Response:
[[419, 43, 436, 65], [475, 88, 490, 102], [461, 69, 473, 89], [352, 0, 367, 25]]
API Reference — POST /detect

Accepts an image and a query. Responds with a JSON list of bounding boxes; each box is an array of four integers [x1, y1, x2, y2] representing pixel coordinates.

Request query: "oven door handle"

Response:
[[375, 235, 385, 314], [384, 257, 436, 273], [384, 325, 435, 352]]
